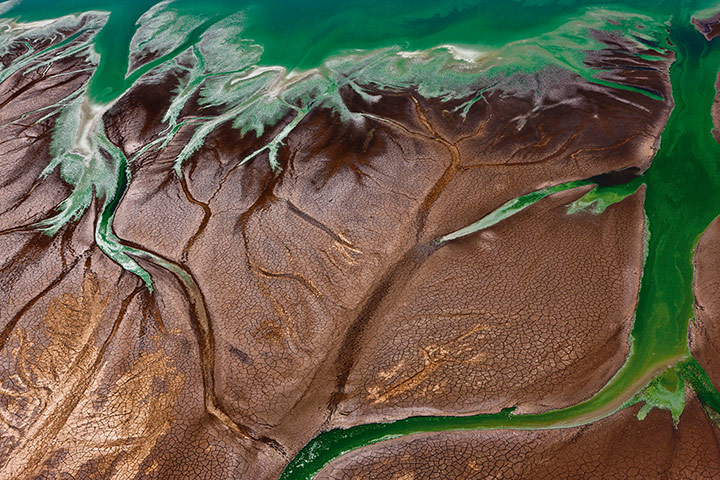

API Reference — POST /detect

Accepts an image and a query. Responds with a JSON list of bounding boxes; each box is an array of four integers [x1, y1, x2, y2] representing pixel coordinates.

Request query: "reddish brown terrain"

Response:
[[693, 10, 720, 142], [0, 11, 701, 480], [331, 186, 646, 426], [712, 73, 720, 143], [692, 217, 720, 388], [691, 15, 720, 382], [692, 11, 720, 41]]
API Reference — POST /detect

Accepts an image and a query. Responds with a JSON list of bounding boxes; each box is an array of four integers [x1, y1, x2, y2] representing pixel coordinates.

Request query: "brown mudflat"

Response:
[[0, 11, 699, 480], [692, 217, 720, 387], [332, 186, 645, 427], [693, 12, 720, 143], [712, 73, 720, 143], [692, 11, 720, 41]]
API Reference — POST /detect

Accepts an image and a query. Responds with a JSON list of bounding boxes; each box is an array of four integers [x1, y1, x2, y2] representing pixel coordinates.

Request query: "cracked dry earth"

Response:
[[693, 217, 720, 396], [0, 8, 718, 480]]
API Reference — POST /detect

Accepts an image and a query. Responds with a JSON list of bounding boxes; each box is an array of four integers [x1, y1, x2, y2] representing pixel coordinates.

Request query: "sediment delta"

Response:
[[0, 1, 719, 479]]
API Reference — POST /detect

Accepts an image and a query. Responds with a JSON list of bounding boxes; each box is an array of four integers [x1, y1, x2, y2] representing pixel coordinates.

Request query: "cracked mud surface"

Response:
[[692, 217, 720, 389], [1, 2, 720, 479]]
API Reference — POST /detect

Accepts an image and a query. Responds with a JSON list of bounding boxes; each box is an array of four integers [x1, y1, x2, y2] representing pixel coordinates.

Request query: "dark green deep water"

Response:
[[3, 0, 720, 477]]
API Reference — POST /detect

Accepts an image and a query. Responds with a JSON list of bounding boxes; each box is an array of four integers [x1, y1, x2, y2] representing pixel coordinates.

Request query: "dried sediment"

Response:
[[0, 11, 679, 479]]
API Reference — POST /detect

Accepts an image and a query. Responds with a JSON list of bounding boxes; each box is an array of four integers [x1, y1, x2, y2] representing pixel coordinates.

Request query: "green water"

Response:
[[1, 0, 720, 477], [4, 0, 716, 101], [435, 178, 643, 244], [635, 16, 720, 381]]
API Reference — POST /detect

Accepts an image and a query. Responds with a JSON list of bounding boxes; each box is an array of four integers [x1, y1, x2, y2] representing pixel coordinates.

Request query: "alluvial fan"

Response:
[[1, 1, 720, 479]]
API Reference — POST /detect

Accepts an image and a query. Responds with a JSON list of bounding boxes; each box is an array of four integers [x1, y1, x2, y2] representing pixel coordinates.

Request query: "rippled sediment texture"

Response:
[[1, 0, 720, 478]]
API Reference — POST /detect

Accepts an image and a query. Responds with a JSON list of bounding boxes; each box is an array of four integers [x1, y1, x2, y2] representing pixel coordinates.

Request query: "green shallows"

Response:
[[1, 1, 676, 104], [568, 178, 644, 215], [626, 366, 686, 422], [437, 180, 591, 244], [678, 358, 720, 423], [436, 178, 642, 244]]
